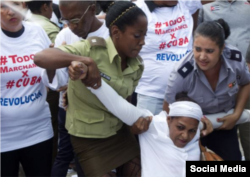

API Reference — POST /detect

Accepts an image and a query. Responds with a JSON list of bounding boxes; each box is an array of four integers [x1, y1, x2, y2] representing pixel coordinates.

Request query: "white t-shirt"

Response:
[[87, 80, 200, 177], [135, 0, 202, 99], [41, 20, 109, 108], [0, 22, 53, 152]]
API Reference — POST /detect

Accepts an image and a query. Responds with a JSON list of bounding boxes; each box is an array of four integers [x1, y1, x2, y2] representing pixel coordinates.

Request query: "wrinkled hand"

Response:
[[82, 58, 101, 89], [62, 89, 68, 111], [57, 85, 68, 92], [68, 61, 88, 81], [217, 113, 238, 130], [130, 116, 152, 135], [200, 116, 213, 137]]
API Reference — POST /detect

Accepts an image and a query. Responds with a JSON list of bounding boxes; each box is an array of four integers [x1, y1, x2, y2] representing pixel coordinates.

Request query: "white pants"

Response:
[[136, 94, 164, 115]]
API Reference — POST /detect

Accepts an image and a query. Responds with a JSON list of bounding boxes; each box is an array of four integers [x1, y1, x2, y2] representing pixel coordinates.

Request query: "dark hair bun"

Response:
[[97, 1, 115, 13], [215, 18, 231, 40]]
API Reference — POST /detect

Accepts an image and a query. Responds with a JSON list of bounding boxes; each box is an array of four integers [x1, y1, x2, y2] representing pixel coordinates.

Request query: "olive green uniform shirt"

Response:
[[27, 14, 60, 43], [58, 37, 144, 138]]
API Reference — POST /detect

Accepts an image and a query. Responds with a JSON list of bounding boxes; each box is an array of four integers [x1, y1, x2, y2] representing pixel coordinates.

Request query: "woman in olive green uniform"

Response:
[[34, 1, 148, 177]]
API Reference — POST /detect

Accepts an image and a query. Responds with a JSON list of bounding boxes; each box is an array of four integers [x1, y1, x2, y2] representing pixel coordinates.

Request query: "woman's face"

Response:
[[193, 35, 224, 72], [1, 1, 23, 32], [114, 15, 148, 59], [167, 116, 198, 148]]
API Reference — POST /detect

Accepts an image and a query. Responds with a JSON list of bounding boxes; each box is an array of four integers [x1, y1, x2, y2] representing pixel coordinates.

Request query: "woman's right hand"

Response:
[[82, 58, 102, 89], [130, 116, 153, 135], [68, 61, 88, 81]]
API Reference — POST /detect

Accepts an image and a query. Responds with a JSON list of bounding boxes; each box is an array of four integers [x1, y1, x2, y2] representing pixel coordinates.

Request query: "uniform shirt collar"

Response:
[[28, 14, 58, 27], [145, 0, 158, 12], [106, 37, 142, 74]]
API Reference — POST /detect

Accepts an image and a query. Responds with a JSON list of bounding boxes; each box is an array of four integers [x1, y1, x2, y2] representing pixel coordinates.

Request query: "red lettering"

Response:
[[23, 78, 30, 86], [17, 57, 23, 63], [167, 41, 172, 48], [182, 16, 185, 21], [173, 40, 177, 46], [177, 17, 182, 23], [23, 65, 28, 69], [23, 55, 30, 62], [0, 66, 8, 73], [179, 38, 184, 46], [13, 67, 18, 71], [30, 54, 34, 60], [16, 79, 22, 88], [155, 29, 162, 35], [9, 68, 13, 72], [9, 55, 17, 64], [30, 76, 37, 85], [184, 37, 189, 44], [36, 77, 41, 83], [19, 66, 22, 70], [163, 22, 168, 27]]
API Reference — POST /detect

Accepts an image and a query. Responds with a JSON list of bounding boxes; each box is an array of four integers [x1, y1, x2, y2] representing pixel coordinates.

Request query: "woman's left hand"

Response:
[[217, 113, 238, 130]]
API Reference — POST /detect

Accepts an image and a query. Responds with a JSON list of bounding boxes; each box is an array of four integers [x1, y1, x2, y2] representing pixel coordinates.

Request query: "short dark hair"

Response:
[[59, 1, 94, 7], [105, 1, 146, 32], [175, 92, 196, 103], [26, 1, 51, 14], [194, 19, 230, 49]]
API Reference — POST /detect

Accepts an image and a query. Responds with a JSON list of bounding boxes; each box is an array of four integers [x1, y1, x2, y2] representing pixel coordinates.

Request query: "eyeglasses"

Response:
[[60, 4, 92, 25]]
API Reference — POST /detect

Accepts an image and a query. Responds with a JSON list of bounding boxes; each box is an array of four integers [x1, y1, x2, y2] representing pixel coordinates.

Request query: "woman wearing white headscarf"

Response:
[[85, 79, 203, 177]]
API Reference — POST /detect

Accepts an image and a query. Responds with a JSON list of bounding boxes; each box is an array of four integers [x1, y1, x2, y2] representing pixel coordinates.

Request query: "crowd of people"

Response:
[[1, 0, 250, 177]]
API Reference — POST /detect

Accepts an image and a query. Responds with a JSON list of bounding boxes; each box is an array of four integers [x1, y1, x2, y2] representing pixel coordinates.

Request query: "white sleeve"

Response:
[[41, 68, 69, 90], [54, 29, 66, 47], [88, 80, 153, 126], [205, 109, 250, 129], [179, 0, 202, 14]]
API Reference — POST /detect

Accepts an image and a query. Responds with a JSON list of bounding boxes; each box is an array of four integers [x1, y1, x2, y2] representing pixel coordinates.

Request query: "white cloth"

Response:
[[88, 80, 153, 126], [169, 101, 203, 121], [41, 20, 109, 108], [135, 0, 202, 99], [87, 80, 200, 177], [0, 22, 53, 152], [205, 109, 250, 129]]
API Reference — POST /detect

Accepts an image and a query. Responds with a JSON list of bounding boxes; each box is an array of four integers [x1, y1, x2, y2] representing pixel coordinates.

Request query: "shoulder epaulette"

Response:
[[87, 36, 106, 48], [178, 61, 194, 78], [224, 48, 242, 62]]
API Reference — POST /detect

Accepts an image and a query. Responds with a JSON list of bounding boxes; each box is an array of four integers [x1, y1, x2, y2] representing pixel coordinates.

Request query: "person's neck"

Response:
[[89, 17, 103, 34], [203, 59, 222, 79], [33, 12, 50, 19], [153, 1, 176, 7], [1, 25, 25, 38]]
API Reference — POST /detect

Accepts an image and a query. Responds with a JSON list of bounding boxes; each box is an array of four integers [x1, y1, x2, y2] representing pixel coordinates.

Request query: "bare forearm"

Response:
[[234, 83, 250, 118], [34, 48, 91, 70], [163, 100, 170, 113]]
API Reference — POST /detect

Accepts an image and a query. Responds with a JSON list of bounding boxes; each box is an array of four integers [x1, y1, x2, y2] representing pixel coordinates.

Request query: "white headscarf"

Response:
[[169, 101, 203, 121]]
